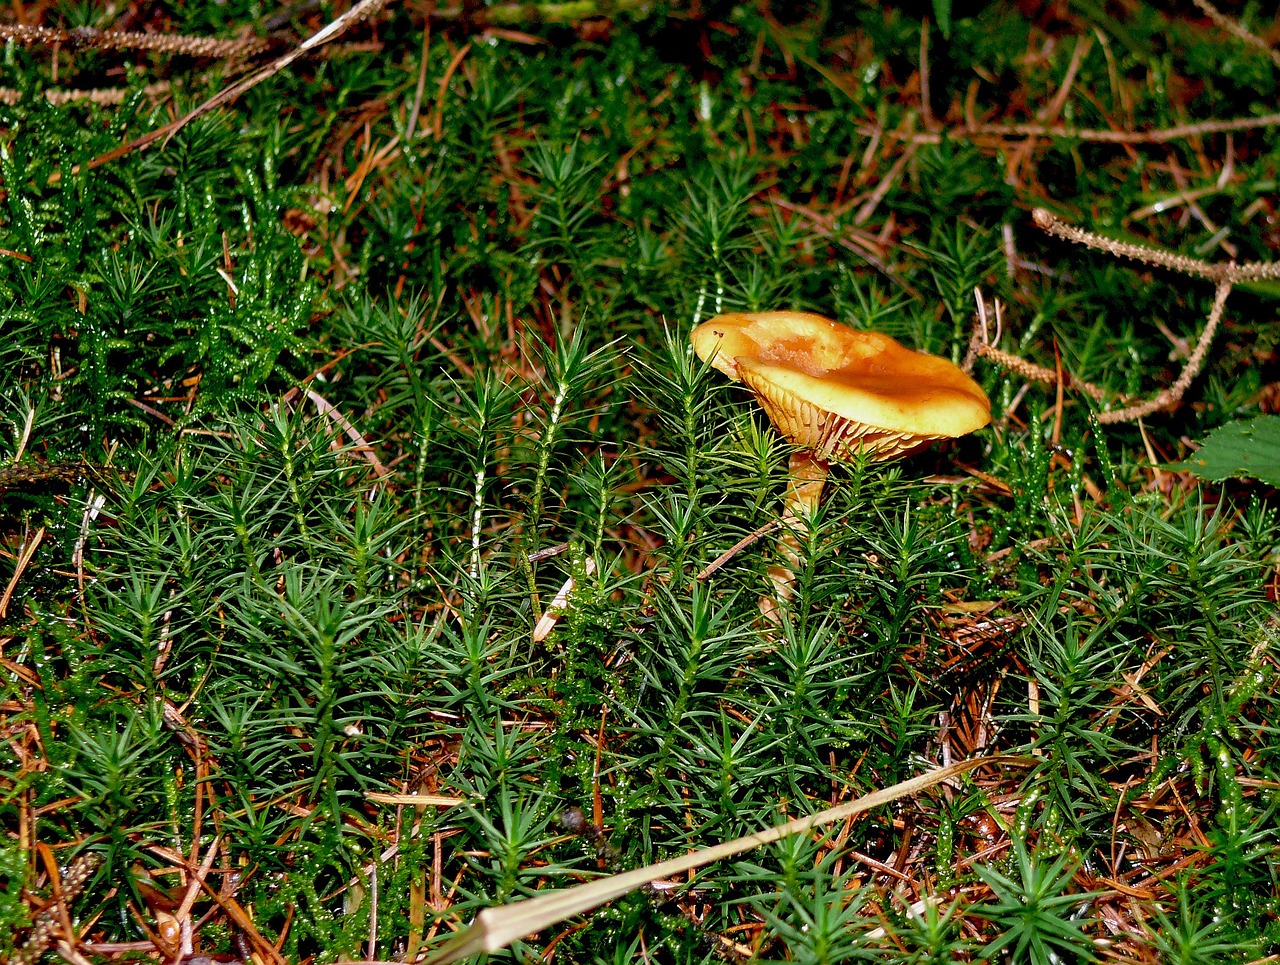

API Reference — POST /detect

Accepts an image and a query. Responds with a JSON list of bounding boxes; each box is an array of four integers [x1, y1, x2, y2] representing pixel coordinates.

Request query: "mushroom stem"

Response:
[[763, 451, 830, 619]]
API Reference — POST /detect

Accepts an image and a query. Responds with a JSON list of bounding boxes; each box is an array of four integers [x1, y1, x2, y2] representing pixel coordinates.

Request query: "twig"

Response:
[[426, 0, 653, 23], [918, 18, 932, 131], [855, 139, 917, 226], [974, 208, 1265, 423], [1032, 208, 1223, 280], [1036, 207, 1280, 283], [1094, 280, 1231, 423], [1042, 35, 1092, 126], [274, 384, 389, 479], [966, 291, 1107, 401], [1191, 0, 1280, 69], [973, 342, 1108, 403], [764, 196, 905, 290], [11, 854, 101, 965], [532, 557, 597, 643], [0, 80, 173, 107], [528, 541, 570, 563], [1033, 209, 1262, 420], [12, 405, 34, 466], [405, 15, 433, 142], [432, 42, 473, 139], [73, 491, 107, 602], [1007, 35, 1093, 181], [0, 22, 268, 59], [76, 0, 390, 172], [878, 111, 1280, 147]]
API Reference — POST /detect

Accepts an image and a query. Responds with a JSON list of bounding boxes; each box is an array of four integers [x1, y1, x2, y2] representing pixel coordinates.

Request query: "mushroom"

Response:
[[690, 310, 990, 615]]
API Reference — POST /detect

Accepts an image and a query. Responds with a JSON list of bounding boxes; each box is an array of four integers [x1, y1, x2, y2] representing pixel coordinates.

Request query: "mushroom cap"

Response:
[[691, 311, 990, 463]]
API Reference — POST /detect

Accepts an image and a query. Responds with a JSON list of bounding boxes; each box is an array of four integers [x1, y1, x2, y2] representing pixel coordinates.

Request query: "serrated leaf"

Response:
[[1169, 415, 1280, 487]]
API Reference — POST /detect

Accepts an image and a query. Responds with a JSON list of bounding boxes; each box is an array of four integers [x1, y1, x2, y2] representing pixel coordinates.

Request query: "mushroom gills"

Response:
[[738, 362, 942, 462]]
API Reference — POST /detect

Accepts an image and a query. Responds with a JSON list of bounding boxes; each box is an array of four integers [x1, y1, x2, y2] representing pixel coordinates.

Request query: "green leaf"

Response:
[[932, 0, 953, 38], [1169, 415, 1280, 487]]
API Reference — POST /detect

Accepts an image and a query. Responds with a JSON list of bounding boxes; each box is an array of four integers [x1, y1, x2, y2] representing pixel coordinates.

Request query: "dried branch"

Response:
[[0, 80, 173, 107], [118, 0, 388, 164], [1032, 211, 1252, 423], [1094, 280, 1232, 423], [11, 854, 101, 965], [884, 112, 1280, 147], [1032, 208, 1222, 279], [974, 207, 1268, 423], [966, 292, 1108, 400], [976, 342, 1110, 403], [1191, 0, 1280, 69], [1032, 208, 1280, 282], [0, 22, 269, 59]]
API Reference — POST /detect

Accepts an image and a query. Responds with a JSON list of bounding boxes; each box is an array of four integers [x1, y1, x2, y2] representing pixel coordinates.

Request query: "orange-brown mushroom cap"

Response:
[[691, 311, 990, 462]]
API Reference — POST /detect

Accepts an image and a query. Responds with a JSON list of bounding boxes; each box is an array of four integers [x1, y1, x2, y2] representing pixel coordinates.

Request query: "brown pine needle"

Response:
[[696, 519, 782, 581], [0, 526, 44, 619]]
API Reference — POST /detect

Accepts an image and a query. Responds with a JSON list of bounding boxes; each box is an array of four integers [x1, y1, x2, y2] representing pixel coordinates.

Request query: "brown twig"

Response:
[[764, 196, 905, 291], [1094, 280, 1232, 423], [855, 138, 917, 226], [974, 208, 1274, 422], [966, 290, 1107, 401], [1033, 208, 1280, 282], [74, 0, 390, 172], [11, 853, 102, 965], [1007, 35, 1092, 181], [0, 22, 269, 59], [405, 15, 433, 142], [302, 387, 391, 479], [696, 519, 782, 582], [1191, 0, 1280, 69], [973, 341, 1109, 403], [0, 80, 173, 107], [877, 111, 1280, 147], [919, 18, 933, 132]]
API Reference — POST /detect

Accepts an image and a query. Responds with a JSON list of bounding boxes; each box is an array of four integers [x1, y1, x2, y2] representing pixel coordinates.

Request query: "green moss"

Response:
[[2, 1, 1279, 960]]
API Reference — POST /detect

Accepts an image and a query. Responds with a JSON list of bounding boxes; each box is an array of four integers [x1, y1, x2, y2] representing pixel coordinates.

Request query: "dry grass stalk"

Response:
[[0, 525, 44, 618], [420, 756, 1027, 965]]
